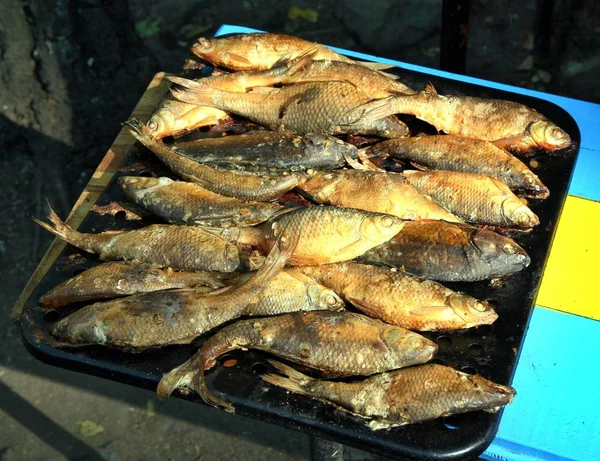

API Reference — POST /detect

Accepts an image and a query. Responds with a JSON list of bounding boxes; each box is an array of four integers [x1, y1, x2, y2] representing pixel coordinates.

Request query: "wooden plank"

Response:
[[11, 72, 170, 322]]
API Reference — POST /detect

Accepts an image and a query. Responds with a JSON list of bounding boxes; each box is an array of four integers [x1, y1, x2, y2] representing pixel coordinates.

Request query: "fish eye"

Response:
[[325, 294, 338, 306], [381, 216, 394, 227], [472, 301, 488, 312], [503, 244, 517, 254], [126, 178, 139, 184], [197, 38, 212, 49], [412, 339, 424, 349], [147, 120, 159, 132], [524, 175, 535, 185], [551, 127, 566, 140]]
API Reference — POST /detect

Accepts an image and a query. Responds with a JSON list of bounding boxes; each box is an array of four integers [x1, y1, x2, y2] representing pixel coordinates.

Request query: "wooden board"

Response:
[[11, 72, 170, 322]]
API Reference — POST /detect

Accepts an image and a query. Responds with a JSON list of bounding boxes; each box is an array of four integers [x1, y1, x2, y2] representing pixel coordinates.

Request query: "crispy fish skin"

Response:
[[227, 269, 345, 316], [51, 233, 295, 349], [172, 131, 358, 173], [402, 170, 540, 228], [262, 361, 515, 429], [33, 205, 239, 272], [119, 176, 287, 228], [170, 79, 409, 139], [298, 262, 497, 330], [39, 261, 224, 309], [156, 311, 438, 411], [126, 118, 301, 201], [298, 170, 462, 222], [365, 135, 549, 198], [357, 220, 530, 282], [356, 84, 572, 153], [214, 205, 405, 266]]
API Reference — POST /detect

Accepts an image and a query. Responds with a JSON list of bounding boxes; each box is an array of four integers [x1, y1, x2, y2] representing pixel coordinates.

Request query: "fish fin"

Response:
[[358, 62, 396, 71], [284, 47, 319, 75], [357, 148, 385, 171], [376, 70, 402, 80], [409, 161, 430, 171], [346, 296, 382, 318], [424, 82, 438, 96], [352, 97, 397, 125], [156, 353, 201, 399], [226, 52, 252, 66], [344, 149, 375, 170], [260, 360, 314, 395], [409, 305, 449, 316], [33, 201, 80, 246], [166, 75, 205, 91]]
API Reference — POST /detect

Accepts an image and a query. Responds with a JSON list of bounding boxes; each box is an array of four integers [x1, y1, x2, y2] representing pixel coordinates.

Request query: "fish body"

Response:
[[126, 118, 301, 201], [358, 220, 530, 282], [33, 205, 239, 272], [402, 170, 539, 228], [215, 205, 405, 266], [171, 80, 409, 138], [119, 176, 287, 228], [357, 84, 572, 153], [172, 131, 358, 173], [227, 269, 345, 316], [298, 169, 461, 222], [365, 135, 549, 198], [39, 261, 224, 309], [298, 262, 497, 330], [262, 361, 515, 429], [51, 233, 295, 349], [156, 310, 438, 410]]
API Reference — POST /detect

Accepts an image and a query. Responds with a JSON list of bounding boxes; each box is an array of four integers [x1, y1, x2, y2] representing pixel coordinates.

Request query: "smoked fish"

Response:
[[298, 169, 462, 222], [51, 233, 296, 349], [119, 176, 287, 228], [156, 311, 438, 411], [364, 135, 549, 198], [298, 262, 497, 330], [402, 170, 540, 228], [356, 84, 572, 153], [33, 205, 240, 272], [213, 205, 405, 266], [39, 261, 224, 309], [126, 118, 301, 201], [357, 220, 530, 282], [262, 361, 515, 429]]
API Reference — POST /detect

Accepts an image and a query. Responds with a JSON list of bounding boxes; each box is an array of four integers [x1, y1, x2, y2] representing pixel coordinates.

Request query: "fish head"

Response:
[[382, 327, 438, 363], [529, 120, 572, 151], [511, 170, 550, 198], [501, 198, 540, 229], [462, 372, 516, 409], [470, 230, 531, 274], [448, 294, 498, 327], [52, 308, 111, 346], [306, 283, 345, 311], [118, 176, 172, 201], [304, 134, 359, 161], [146, 108, 176, 138], [191, 37, 218, 60], [360, 213, 405, 243]]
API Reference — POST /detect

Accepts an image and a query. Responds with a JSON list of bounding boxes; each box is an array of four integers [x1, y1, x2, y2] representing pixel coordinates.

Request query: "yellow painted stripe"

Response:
[[536, 195, 600, 320]]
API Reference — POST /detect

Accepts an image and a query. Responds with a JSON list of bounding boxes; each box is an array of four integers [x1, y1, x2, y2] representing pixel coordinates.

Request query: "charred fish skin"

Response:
[[358, 221, 530, 282], [51, 232, 296, 349], [365, 135, 549, 198], [227, 269, 345, 316], [170, 79, 409, 139], [172, 131, 358, 173], [156, 311, 438, 410], [402, 170, 540, 229], [262, 361, 515, 429], [126, 118, 301, 201], [39, 261, 224, 309], [33, 205, 240, 272], [298, 262, 497, 331], [298, 169, 462, 222], [119, 176, 287, 228]]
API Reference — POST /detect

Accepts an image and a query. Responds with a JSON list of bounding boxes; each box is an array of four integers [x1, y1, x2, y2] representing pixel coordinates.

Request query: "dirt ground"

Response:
[[1, 1, 598, 460]]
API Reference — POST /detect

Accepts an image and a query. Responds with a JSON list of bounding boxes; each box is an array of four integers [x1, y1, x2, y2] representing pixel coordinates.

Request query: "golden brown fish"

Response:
[[39, 261, 224, 309], [126, 118, 301, 201], [170, 79, 410, 138], [262, 361, 515, 429], [213, 205, 405, 266], [228, 269, 345, 316], [298, 262, 497, 330], [364, 135, 549, 198], [402, 170, 540, 228], [356, 84, 572, 153], [33, 204, 239, 272], [156, 311, 438, 411], [297, 169, 462, 222], [172, 131, 358, 173], [51, 233, 295, 349], [190, 33, 392, 71], [119, 176, 288, 228], [357, 220, 530, 282]]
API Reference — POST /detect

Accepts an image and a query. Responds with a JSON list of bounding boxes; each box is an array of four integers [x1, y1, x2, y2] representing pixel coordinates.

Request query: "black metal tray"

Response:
[[21, 52, 580, 461]]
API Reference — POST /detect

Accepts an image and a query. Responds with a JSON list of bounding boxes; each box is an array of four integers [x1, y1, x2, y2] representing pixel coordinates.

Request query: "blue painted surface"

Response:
[[215, 25, 600, 203], [215, 25, 600, 459]]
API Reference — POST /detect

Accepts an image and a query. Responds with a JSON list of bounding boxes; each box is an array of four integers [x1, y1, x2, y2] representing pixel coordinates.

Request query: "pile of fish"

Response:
[[35, 32, 574, 430]]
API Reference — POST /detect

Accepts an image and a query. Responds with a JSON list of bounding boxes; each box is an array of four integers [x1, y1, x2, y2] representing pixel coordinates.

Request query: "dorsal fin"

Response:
[[424, 82, 438, 95]]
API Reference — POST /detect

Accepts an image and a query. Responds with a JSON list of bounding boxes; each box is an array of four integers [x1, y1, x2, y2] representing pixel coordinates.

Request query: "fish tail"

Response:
[[170, 84, 216, 107], [260, 360, 314, 395], [156, 354, 201, 399], [197, 367, 235, 413], [355, 97, 398, 125], [33, 202, 81, 247]]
